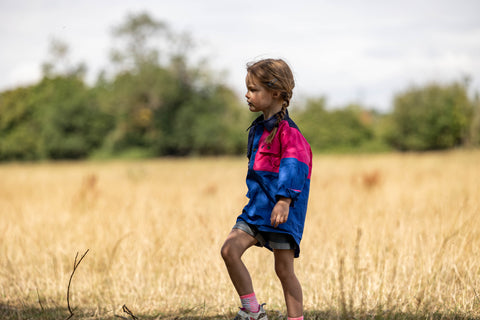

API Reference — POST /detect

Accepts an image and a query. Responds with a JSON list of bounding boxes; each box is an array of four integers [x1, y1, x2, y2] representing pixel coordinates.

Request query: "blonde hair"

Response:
[[246, 58, 295, 143]]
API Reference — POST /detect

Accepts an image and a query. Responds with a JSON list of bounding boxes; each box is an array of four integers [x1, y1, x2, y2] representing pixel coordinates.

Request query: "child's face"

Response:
[[245, 73, 282, 118]]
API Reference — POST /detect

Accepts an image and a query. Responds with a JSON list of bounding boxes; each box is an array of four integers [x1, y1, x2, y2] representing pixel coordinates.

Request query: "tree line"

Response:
[[297, 79, 480, 153], [1, 12, 479, 161]]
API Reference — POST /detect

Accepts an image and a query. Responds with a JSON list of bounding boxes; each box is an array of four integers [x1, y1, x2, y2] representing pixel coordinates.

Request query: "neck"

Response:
[[262, 103, 283, 119]]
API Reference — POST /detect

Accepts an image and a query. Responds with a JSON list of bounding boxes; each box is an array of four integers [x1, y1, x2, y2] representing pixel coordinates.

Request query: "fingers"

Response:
[[271, 213, 287, 228], [270, 215, 277, 228], [272, 217, 279, 228], [271, 200, 290, 228], [270, 215, 277, 227]]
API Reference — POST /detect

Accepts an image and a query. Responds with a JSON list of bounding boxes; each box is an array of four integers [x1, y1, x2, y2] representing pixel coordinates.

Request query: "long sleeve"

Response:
[[276, 124, 312, 204]]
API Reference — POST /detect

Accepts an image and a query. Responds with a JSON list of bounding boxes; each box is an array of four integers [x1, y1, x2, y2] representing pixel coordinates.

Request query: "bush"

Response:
[[386, 82, 473, 151], [295, 98, 376, 152], [0, 76, 113, 160]]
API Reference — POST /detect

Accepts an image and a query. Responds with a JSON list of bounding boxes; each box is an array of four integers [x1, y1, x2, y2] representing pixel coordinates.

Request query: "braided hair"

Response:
[[246, 58, 295, 143]]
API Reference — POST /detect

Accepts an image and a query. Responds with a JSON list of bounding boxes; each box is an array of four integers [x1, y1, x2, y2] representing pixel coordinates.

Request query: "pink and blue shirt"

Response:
[[237, 111, 312, 257]]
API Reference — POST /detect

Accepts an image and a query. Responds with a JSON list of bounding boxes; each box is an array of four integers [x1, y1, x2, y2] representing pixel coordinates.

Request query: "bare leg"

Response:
[[221, 228, 258, 296], [274, 249, 303, 318]]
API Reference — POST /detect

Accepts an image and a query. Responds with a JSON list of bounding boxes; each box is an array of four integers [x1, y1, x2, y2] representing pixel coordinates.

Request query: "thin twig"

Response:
[[65, 249, 90, 320], [122, 304, 139, 320], [36, 288, 44, 312]]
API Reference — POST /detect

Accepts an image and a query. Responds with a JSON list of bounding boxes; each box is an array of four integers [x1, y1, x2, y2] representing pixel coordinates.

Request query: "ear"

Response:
[[272, 91, 281, 98]]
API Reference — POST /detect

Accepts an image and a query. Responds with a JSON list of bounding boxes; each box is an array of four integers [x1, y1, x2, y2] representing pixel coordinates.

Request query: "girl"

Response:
[[221, 58, 312, 320]]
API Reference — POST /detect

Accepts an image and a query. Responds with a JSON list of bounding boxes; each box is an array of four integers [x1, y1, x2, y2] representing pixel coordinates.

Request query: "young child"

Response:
[[221, 58, 312, 320]]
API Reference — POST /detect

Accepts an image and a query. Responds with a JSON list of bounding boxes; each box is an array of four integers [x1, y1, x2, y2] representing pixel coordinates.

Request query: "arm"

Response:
[[275, 127, 312, 205]]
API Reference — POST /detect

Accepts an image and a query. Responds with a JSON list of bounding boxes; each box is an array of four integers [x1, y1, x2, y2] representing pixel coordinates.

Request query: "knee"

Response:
[[275, 262, 294, 282], [220, 242, 229, 261], [220, 240, 236, 263]]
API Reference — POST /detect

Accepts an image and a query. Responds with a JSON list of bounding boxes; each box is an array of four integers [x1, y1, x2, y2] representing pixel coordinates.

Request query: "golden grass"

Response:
[[0, 151, 479, 319]]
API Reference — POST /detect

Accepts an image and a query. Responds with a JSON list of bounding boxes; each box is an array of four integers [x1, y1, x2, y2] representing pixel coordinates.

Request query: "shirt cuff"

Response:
[[276, 188, 301, 207]]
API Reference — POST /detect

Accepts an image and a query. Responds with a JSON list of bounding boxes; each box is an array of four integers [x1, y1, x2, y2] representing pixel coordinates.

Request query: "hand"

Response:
[[270, 197, 291, 228]]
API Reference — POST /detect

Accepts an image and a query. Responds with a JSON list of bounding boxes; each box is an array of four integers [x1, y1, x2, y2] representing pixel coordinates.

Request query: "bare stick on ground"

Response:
[[65, 249, 89, 320], [121, 304, 139, 320]]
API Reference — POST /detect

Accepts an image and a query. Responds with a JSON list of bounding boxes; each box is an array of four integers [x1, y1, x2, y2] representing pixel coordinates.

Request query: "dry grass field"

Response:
[[0, 150, 479, 319]]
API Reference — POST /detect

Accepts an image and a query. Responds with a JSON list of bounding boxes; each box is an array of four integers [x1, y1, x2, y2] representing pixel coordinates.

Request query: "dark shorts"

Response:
[[233, 220, 298, 251]]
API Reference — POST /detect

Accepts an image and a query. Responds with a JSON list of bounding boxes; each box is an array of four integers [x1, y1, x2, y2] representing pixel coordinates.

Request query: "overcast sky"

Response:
[[1, 0, 479, 111]]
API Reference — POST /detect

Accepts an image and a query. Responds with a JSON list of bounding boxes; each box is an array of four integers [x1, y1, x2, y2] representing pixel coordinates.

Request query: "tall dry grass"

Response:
[[0, 151, 479, 319]]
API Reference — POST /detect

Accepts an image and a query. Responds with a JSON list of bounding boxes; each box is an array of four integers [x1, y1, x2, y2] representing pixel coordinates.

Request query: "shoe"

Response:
[[233, 303, 267, 320]]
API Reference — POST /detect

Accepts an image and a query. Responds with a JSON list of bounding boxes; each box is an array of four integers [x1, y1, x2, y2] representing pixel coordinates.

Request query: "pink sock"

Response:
[[288, 317, 303, 320], [240, 292, 260, 313]]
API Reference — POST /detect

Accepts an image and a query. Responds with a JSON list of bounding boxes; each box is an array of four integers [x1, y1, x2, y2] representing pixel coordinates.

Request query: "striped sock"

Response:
[[240, 292, 260, 313], [288, 317, 304, 320]]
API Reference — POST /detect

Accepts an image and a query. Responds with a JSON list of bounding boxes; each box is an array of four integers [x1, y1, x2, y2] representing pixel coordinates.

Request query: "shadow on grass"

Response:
[[0, 303, 68, 320], [1, 303, 478, 320]]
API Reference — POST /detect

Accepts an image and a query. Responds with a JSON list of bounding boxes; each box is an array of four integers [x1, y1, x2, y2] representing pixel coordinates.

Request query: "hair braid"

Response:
[[265, 104, 287, 144]]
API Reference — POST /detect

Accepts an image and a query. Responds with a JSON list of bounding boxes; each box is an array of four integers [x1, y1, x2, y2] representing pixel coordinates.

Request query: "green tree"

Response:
[[0, 86, 43, 160], [36, 76, 112, 159], [110, 12, 167, 70], [0, 37, 113, 161], [100, 11, 246, 157], [168, 84, 247, 155], [97, 66, 175, 155], [0, 76, 111, 160], [38, 38, 112, 159], [42, 37, 87, 78], [468, 93, 480, 146], [387, 82, 473, 151], [295, 98, 375, 152]]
